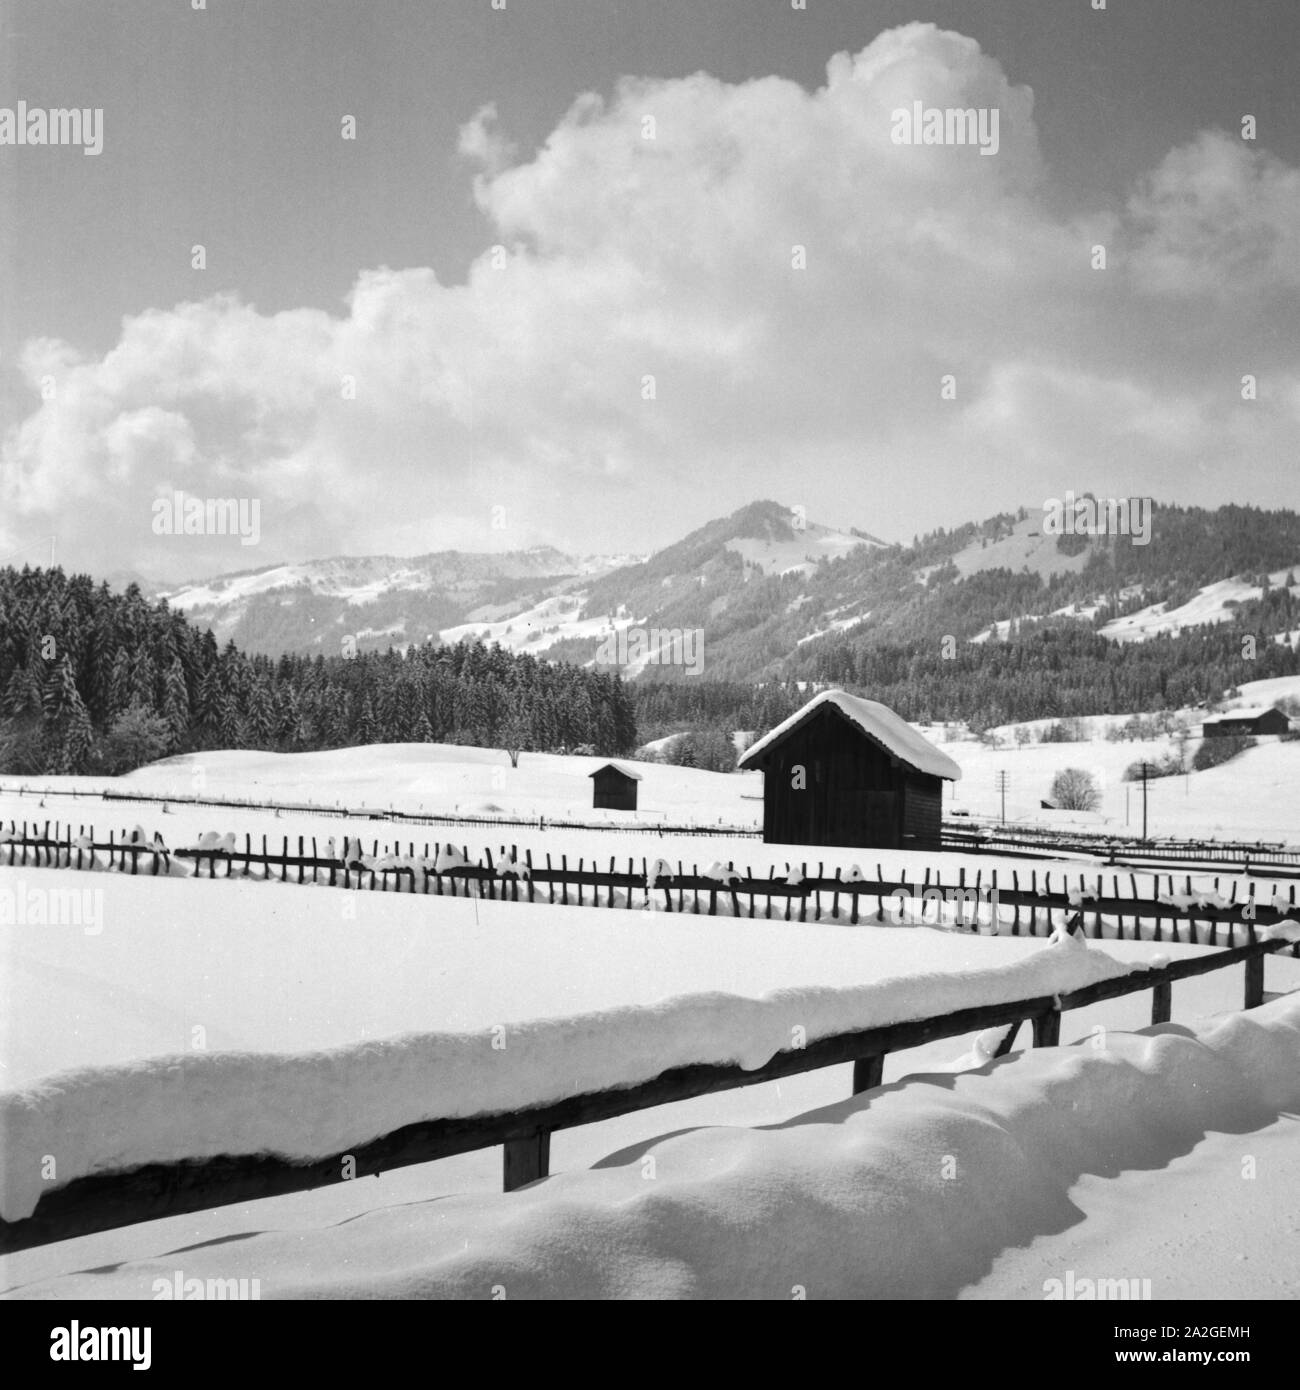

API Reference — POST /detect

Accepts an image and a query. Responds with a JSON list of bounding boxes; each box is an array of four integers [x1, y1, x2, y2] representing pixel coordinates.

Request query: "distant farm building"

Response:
[[589, 762, 642, 812], [737, 689, 961, 850], [1201, 707, 1291, 738]]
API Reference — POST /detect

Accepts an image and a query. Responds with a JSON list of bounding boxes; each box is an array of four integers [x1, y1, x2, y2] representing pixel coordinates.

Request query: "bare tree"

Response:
[[501, 713, 530, 769], [1050, 767, 1100, 812]]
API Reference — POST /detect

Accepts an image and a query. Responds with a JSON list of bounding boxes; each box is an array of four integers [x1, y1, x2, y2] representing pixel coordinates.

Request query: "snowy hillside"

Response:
[[1100, 568, 1300, 644], [725, 518, 876, 577], [101, 741, 763, 827], [941, 677, 1300, 842], [156, 547, 640, 655], [438, 593, 635, 659], [939, 511, 1097, 582]]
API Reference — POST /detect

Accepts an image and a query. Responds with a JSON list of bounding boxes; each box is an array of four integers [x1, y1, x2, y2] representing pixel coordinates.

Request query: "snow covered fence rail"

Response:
[[944, 821, 1300, 876], [2, 925, 1297, 1254], [0, 819, 171, 874], [0, 780, 761, 838], [4, 818, 1300, 945]]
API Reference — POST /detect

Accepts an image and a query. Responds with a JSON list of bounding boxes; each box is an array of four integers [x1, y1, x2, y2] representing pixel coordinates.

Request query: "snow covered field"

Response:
[[4, 696, 1298, 869], [5, 961, 1298, 1299], [2, 861, 1298, 1298], [950, 736, 1300, 843], [934, 675, 1300, 842], [4, 742, 763, 830], [0, 871, 1163, 1221], [2, 735, 1298, 1300]]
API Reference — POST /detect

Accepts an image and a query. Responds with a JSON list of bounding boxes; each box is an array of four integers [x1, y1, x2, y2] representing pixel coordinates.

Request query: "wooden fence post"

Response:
[[1244, 953, 1265, 1010], [993, 1020, 1022, 1057], [503, 1129, 551, 1191], [1032, 1010, 1061, 1048], [1151, 980, 1172, 1025], [852, 1055, 885, 1095]]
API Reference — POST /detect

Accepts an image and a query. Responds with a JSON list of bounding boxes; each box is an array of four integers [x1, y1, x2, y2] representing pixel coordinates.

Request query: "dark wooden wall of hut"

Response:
[[1204, 708, 1289, 737], [901, 773, 943, 849], [757, 705, 947, 849], [591, 769, 638, 811]]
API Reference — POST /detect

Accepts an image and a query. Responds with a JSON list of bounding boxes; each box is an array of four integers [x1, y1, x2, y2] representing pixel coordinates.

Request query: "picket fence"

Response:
[[4, 817, 1298, 945]]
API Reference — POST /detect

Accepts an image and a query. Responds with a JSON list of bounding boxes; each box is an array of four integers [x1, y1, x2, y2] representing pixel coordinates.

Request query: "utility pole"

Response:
[[995, 770, 1009, 825], [1140, 761, 1150, 841]]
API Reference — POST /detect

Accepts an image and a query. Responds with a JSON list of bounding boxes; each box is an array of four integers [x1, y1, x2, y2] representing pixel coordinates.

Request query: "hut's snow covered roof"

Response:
[[588, 761, 643, 781], [1204, 706, 1286, 723], [738, 689, 962, 781]]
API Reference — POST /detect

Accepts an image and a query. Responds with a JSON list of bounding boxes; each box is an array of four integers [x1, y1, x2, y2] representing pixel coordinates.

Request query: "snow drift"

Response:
[[8, 993, 1300, 1299], [0, 871, 1149, 1223]]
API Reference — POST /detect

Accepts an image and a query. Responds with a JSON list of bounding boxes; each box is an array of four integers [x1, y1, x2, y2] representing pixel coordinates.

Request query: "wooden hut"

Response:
[[589, 761, 642, 812], [737, 689, 961, 849], [1201, 707, 1290, 737]]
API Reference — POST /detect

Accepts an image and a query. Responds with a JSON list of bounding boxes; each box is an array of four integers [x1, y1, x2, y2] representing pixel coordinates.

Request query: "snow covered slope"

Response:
[[1100, 568, 1300, 644], [157, 548, 639, 655], [162, 548, 630, 612], [943, 512, 1097, 582], [105, 741, 762, 826], [438, 594, 634, 657], [725, 519, 873, 577], [951, 731, 1300, 842]]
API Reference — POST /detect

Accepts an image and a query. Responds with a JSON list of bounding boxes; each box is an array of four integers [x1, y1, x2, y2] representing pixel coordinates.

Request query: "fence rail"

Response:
[[1, 931, 1292, 1253], [943, 822, 1300, 875], [8, 781, 1296, 867], [0, 780, 762, 838], [4, 818, 1299, 944]]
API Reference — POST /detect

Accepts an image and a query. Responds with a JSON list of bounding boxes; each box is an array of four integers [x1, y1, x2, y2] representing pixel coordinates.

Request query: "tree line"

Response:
[[0, 567, 638, 776]]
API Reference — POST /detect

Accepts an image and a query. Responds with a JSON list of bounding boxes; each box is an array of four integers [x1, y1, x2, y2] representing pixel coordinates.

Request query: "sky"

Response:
[[1, 0, 1298, 582]]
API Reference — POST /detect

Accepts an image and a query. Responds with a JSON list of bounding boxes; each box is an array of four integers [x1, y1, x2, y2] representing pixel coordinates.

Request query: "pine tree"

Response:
[[62, 690, 94, 773], [129, 651, 157, 711], [275, 685, 301, 748], [2, 664, 41, 719], [246, 681, 275, 748], [161, 657, 191, 749], [218, 692, 243, 748], [357, 696, 377, 745], [196, 665, 224, 743], [42, 652, 80, 724]]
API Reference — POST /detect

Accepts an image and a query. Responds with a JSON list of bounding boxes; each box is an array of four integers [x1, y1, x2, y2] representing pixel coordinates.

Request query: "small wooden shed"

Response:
[[737, 689, 961, 850], [1202, 707, 1290, 737], [589, 761, 642, 811]]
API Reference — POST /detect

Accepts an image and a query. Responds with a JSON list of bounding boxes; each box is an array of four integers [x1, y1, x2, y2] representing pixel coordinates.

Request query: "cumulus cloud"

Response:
[[1127, 131, 1300, 299], [2, 22, 1297, 580]]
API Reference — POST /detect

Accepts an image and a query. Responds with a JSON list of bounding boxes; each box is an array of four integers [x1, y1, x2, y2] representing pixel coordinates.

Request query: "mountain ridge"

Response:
[[148, 499, 1300, 682]]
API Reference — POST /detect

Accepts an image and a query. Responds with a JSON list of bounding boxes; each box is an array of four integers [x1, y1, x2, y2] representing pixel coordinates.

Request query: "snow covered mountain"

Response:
[[153, 499, 1300, 681], [157, 547, 644, 655], [156, 500, 879, 661]]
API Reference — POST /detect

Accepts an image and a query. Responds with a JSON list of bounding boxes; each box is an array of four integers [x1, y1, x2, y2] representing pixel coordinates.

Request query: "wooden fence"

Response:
[[0, 780, 761, 838], [4, 817, 1299, 944], [7, 779, 1296, 868], [1, 930, 1293, 1253], [944, 820, 1300, 875]]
